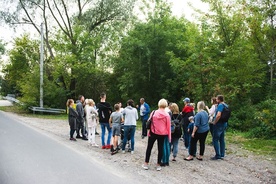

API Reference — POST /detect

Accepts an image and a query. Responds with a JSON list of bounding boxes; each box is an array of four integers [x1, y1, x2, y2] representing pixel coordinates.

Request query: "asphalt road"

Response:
[[0, 111, 131, 184]]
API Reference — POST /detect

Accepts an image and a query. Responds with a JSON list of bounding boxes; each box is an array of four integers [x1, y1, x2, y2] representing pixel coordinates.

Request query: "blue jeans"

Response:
[[170, 137, 179, 158], [100, 122, 112, 146], [183, 125, 189, 148], [122, 125, 136, 151], [213, 122, 227, 158], [161, 136, 170, 164]]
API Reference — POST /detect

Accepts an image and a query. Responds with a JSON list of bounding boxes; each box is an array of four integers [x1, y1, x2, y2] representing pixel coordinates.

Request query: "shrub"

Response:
[[248, 99, 276, 139]]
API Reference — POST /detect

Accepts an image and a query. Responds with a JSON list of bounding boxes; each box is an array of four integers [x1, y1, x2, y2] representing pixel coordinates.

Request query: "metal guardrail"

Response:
[[28, 106, 66, 114], [3, 96, 23, 105]]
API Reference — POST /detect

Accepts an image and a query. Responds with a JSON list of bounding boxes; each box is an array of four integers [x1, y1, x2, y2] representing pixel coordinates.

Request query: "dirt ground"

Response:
[[6, 112, 276, 184]]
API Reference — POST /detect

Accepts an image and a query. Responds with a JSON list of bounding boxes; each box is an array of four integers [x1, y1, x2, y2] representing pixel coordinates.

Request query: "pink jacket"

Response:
[[148, 109, 171, 142]]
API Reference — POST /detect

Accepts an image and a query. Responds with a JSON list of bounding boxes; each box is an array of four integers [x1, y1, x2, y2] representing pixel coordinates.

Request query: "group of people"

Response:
[[66, 93, 229, 171], [66, 93, 139, 154]]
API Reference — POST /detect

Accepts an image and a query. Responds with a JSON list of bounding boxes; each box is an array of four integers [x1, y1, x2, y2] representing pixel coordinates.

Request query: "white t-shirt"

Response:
[[140, 104, 145, 116]]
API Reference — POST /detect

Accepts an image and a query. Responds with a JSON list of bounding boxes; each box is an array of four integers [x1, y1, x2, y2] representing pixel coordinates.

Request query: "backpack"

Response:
[[171, 114, 181, 134], [218, 104, 231, 123]]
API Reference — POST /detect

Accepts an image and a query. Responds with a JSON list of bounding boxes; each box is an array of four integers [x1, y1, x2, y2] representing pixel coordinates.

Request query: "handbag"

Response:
[[208, 115, 214, 124], [146, 110, 156, 129]]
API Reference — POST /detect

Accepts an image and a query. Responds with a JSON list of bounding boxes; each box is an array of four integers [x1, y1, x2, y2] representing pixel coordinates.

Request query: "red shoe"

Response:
[[102, 145, 106, 149], [105, 145, 111, 149]]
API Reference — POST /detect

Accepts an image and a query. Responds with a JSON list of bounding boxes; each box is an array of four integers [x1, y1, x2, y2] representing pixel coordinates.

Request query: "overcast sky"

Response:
[[0, 0, 209, 44]]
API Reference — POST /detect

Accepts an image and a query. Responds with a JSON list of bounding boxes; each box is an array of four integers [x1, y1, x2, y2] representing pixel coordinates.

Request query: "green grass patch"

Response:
[[0, 105, 67, 120], [205, 130, 276, 158], [227, 130, 276, 157]]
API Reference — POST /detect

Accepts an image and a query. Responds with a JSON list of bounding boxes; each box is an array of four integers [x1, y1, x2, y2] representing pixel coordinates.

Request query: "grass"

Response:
[[226, 130, 276, 158], [0, 105, 67, 120]]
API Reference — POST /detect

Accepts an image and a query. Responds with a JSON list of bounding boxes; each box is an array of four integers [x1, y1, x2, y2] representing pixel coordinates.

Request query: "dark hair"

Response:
[[127, 99, 135, 107], [212, 97, 217, 104], [78, 95, 83, 101], [217, 95, 224, 102], [100, 92, 106, 98], [114, 104, 120, 111]]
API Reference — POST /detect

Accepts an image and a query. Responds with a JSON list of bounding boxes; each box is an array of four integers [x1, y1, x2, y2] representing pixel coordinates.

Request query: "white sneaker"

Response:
[[92, 143, 99, 147], [122, 150, 125, 154], [142, 164, 149, 170], [131, 151, 134, 154], [156, 166, 162, 171]]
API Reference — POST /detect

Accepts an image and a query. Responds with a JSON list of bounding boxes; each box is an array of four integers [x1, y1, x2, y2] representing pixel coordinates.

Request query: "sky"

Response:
[[0, 0, 209, 44], [168, 0, 209, 19]]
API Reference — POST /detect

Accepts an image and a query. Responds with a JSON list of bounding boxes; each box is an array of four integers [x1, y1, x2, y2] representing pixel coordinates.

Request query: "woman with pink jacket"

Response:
[[142, 99, 171, 171]]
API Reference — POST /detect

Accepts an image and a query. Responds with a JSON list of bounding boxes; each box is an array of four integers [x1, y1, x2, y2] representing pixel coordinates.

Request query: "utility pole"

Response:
[[40, 23, 44, 108]]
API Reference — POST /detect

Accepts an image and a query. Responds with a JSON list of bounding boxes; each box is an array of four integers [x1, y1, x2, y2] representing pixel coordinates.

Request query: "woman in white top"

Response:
[[86, 99, 99, 146], [205, 97, 217, 139]]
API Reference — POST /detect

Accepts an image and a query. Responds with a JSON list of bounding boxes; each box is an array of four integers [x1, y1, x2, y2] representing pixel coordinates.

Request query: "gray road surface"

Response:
[[0, 111, 132, 184]]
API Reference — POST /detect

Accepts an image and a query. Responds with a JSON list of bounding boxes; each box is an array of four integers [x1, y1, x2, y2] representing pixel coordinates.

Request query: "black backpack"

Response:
[[171, 114, 182, 134], [218, 104, 231, 123]]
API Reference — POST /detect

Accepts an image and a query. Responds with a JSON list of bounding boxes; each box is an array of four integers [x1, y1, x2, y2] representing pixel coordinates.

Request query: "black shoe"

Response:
[[76, 135, 82, 139], [210, 156, 221, 160], [82, 137, 88, 140], [95, 132, 99, 135], [160, 163, 166, 167]]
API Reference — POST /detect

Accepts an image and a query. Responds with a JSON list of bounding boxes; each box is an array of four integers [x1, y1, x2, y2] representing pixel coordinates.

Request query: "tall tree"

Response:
[[0, 0, 137, 101], [113, 1, 190, 105]]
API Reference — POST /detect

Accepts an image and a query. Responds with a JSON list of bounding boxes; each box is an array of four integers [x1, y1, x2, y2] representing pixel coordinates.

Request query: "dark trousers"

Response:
[[145, 132, 166, 164], [77, 120, 85, 137], [141, 117, 147, 136], [70, 129, 76, 138], [190, 131, 209, 156]]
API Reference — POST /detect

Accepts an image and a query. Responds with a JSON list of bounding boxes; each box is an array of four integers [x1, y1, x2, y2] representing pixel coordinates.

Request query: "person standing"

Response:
[[86, 99, 99, 146], [109, 104, 124, 154], [169, 103, 182, 162], [137, 98, 150, 139], [76, 95, 88, 140], [67, 99, 78, 141], [187, 116, 195, 156], [142, 99, 171, 171], [122, 99, 138, 154], [97, 92, 112, 149], [161, 101, 172, 166], [185, 101, 209, 161], [181, 97, 194, 149], [206, 97, 218, 141], [211, 95, 228, 160]]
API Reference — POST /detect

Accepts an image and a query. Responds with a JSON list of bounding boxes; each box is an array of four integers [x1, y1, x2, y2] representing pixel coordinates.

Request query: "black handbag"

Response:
[[146, 110, 156, 129]]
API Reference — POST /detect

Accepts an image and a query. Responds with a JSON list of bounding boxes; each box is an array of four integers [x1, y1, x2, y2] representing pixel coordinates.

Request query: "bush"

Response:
[[230, 99, 276, 139], [229, 104, 256, 131], [248, 99, 276, 139]]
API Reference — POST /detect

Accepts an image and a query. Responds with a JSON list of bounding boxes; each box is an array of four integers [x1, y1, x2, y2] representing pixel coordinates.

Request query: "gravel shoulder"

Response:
[[6, 112, 276, 184]]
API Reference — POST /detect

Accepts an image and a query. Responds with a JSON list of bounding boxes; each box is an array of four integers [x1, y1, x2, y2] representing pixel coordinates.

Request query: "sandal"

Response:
[[196, 157, 203, 161], [184, 157, 194, 161]]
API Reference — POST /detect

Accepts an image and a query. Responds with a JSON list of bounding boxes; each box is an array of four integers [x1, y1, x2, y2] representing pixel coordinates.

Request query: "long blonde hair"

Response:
[[170, 103, 179, 114]]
